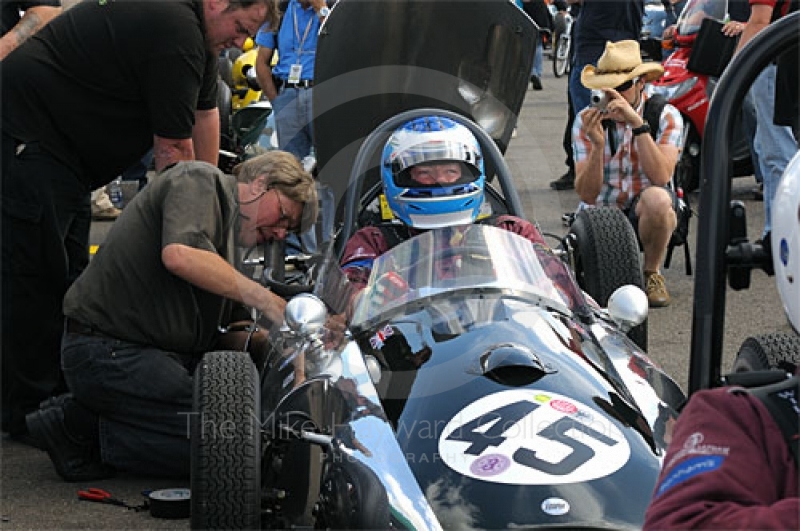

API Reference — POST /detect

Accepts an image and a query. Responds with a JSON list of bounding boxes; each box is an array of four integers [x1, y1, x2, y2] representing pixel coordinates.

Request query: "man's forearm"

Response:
[[635, 136, 677, 186], [575, 149, 604, 204], [193, 108, 221, 165], [0, 5, 61, 60], [153, 135, 195, 171], [162, 244, 286, 325], [735, 5, 773, 54], [735, 21, 769, 53], [255, 48, 278, 101]]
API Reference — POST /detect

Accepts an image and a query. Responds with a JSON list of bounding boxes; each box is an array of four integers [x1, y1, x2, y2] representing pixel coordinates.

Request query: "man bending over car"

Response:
[[26, 151, 318, 482]]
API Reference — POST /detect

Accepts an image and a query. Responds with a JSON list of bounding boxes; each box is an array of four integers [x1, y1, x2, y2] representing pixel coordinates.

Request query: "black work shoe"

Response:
[[38, 393, 73, 410], [550, 170, 575, 190], [530, 75, 543, 90], [26, 400, 114, 482]]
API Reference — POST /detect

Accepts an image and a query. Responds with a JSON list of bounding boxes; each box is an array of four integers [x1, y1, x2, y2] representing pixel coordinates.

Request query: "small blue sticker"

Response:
[[656, 455, 725, 496], [780, 238, 789, 267]]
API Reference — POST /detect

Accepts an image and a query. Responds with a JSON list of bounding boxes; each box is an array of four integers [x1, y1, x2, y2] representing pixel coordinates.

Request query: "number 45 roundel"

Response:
[[438, 389, 631, 485]]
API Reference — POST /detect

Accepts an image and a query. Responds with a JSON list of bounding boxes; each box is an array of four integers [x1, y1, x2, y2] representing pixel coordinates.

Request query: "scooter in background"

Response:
[[647, 0, 753, 192]]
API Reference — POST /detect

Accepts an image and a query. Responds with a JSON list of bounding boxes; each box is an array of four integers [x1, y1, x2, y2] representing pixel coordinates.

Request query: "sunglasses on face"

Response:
[[614, 78, 636, 92]]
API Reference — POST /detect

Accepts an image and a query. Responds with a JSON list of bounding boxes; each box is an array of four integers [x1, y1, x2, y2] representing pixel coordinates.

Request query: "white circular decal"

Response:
[[438, 389, 631, 485], [541, 497, 570, 516]]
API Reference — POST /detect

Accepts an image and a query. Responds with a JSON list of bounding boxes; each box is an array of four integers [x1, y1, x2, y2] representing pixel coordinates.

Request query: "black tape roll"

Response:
[[148, 488, 191, 519]]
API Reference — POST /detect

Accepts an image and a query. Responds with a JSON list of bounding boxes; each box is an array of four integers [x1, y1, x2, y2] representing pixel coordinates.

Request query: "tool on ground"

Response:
[[76, 488, 147, 511]]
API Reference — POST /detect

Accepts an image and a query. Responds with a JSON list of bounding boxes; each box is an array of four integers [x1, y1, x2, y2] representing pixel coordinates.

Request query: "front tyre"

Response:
[[569, 207, 647, 350], [191, 351, 261, 530]]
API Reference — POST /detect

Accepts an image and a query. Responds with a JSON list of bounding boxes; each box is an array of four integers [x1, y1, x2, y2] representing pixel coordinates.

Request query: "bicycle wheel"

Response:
[[553, 35, 570, 78]]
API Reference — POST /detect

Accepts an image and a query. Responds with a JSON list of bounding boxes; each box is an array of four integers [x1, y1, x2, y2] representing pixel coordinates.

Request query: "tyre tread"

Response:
[[191, 351, 261, 530]]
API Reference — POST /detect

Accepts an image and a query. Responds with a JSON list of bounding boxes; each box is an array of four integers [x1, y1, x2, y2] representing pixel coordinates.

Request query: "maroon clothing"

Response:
[[644, 385, 799, 530], [340, 216, 547, 291]]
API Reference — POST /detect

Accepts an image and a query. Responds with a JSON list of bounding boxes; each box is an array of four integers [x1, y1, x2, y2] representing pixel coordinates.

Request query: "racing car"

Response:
[[189, 1, 686, 528]]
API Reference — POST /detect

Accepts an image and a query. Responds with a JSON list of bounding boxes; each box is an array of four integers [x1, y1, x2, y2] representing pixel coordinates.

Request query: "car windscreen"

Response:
[[350, 225, 586, 326]]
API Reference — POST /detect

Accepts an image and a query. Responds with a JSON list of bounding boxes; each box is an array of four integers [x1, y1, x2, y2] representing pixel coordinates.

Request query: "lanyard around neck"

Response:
[[293, 3, 315, 57]]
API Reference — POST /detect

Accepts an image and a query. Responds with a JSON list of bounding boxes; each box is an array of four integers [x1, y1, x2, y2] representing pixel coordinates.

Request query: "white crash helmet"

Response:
[[772, 150, 800, 332], [381, 116, 485, 229]]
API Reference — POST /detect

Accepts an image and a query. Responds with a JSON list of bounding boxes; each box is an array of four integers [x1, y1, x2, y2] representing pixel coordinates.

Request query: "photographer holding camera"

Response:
[[573, 40, 684, 307]]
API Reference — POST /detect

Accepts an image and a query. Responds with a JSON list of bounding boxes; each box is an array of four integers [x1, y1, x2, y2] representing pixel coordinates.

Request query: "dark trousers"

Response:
[[563, 88, 576, 172], [62, 332, 196, 478], [1, 134, 89, 434]]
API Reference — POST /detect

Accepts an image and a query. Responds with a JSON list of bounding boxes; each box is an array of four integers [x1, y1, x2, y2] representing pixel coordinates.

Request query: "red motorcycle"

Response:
[[647, 0, 753, 192]]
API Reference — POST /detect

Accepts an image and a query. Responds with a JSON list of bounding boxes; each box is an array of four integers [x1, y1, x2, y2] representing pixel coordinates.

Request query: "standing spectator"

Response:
[[735, 0, 798, 240], [521, 0, 552, 90], [725, 0, 766, 201], [254, 0, 335, 253], [551, 0, 581, 190], [551, 0, 644, 190], [26, 151, 318, 481], [1, 0, 277, 445], [0, 0, 60, 60], [573, 40, 683, 307]]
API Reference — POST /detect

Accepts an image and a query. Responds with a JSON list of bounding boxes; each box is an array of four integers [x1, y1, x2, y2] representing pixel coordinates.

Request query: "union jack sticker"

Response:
[[369, 325, 394, 350]]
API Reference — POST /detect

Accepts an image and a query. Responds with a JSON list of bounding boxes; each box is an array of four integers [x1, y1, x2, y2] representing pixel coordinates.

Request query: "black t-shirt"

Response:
[[522, 0, 553, 31], [727, 0, 752, 22], [573, 0, 644, 64], [63, 161, 240, 354], [1, 0, 218, 188], [0, 0, 60, 36]]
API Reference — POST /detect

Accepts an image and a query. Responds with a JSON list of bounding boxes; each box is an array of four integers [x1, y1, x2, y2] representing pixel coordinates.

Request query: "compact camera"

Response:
[[590, 89, 609, 112]]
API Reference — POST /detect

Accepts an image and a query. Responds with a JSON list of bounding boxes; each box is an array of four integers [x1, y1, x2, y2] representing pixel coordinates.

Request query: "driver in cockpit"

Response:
[[339, 115, 547, 296]]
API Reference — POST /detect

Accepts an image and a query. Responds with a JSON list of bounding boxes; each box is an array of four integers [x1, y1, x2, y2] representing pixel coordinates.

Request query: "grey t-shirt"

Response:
[[64, 161, 240, 354]]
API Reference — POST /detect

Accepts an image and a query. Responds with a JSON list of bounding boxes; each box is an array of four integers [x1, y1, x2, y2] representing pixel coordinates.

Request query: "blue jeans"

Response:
[[272, 86, 314, 160], [569, 57, 592, 115], [741, 92, 763, 185], [272, 86, 325, 252], [752, 64, 798, 235], [532, 42, 543, 78], [61, 331, 195, 478]]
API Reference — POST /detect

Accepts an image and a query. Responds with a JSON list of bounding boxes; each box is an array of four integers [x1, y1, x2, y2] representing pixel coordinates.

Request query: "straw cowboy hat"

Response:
[[581, 40, 664, 90]]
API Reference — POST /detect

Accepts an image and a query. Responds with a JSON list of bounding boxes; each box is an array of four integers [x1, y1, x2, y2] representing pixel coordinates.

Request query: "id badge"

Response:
[[288, 64, 303, 84]]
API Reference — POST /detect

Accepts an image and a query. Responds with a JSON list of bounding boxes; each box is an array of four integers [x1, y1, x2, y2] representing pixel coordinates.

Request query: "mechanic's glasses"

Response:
[[261, 189, 300, 234]]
